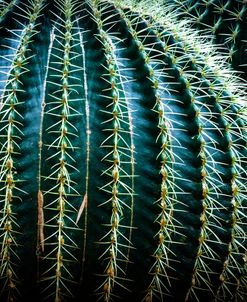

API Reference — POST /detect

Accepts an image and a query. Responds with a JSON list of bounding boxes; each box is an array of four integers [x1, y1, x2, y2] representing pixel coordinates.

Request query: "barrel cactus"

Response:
[[161, 0, 247, 79], [0, 0, 246, 301]]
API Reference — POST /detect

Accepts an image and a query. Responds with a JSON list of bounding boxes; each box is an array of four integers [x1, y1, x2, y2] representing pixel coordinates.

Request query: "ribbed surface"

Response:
[[0, 0, 246, 301], [161, 0, 247, 79]]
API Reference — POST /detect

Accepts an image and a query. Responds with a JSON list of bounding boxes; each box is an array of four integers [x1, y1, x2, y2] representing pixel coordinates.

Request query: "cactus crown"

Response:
[[0, 0, 246, 301]]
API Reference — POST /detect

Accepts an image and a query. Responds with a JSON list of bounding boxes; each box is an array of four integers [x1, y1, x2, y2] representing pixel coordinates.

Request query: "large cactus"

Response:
[[0, 0, 246, 301], [160, 0, 247, 80]]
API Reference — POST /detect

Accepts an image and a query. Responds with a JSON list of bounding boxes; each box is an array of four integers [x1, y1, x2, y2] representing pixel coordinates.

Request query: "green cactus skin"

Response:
[[160, 0, 247, 80], [0, 0, 246, 301]]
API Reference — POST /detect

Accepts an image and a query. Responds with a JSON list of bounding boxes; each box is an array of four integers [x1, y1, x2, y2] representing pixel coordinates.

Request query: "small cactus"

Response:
[[0, 0, 246, 301]]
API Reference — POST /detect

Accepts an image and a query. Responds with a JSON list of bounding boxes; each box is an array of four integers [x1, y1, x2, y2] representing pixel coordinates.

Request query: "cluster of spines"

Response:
[[213, 88, 247, 301], [89, 1, 135, 300], [154, 21, 228, 302], [38, 0, 84, 300], [116, 6, 185, 301], [141, 15, 221, 302], [0, 0, 44, 299], [179, 59, 224, 302], [148, 23, 215, 302], [0, 0, 16, 22], [161, 0, 247, 72]]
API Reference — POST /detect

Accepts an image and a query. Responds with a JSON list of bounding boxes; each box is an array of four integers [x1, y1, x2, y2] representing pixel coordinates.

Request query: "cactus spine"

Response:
[[0, 0, 246, 301]]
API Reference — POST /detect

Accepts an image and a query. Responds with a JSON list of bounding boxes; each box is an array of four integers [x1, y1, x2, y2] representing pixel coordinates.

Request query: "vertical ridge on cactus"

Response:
[[88, 2, 135, 300], [0, 0, 246, 301], [37, 1, 88, 300], [115, 8, 183, 301], [0, 0, 45, 300]]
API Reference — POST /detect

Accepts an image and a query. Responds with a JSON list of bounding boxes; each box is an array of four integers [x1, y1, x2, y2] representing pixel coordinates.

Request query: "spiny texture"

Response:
[[0, 0, 246, 301], [160, 0, 247, 80], [0, 1, 16, 21]]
